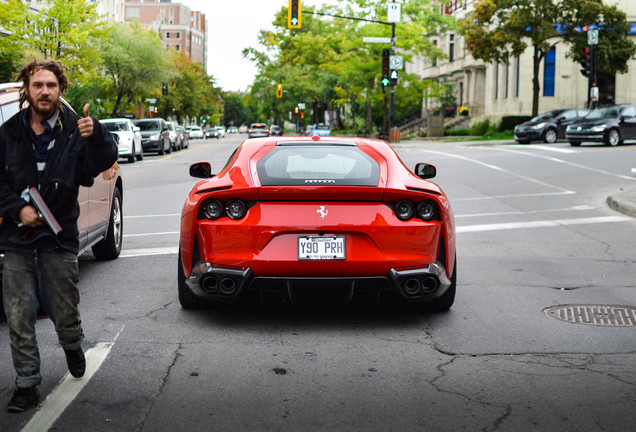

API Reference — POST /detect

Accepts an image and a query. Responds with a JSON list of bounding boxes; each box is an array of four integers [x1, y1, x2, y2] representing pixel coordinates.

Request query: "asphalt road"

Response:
[[1, 135, 635, 432]]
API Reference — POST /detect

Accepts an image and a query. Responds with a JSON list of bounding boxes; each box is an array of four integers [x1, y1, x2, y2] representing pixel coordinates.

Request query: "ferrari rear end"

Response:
[[179, 137, 456, 310]]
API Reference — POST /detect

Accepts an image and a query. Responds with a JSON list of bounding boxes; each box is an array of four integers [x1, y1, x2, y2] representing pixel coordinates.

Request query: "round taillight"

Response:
[[226, 199, 247, 220], [417, 200, 437, 221], [395, 199, 414, 221], [203, 199, 223, 220]]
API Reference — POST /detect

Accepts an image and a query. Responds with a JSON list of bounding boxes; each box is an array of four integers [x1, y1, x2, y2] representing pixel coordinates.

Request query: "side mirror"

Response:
[[415, 163, 436, 179], [133, 126, 140, 132], [190, 162, 213, 179]]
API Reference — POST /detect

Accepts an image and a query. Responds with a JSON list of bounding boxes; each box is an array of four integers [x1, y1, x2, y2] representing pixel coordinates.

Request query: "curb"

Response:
[[606, 187, 636, 218]]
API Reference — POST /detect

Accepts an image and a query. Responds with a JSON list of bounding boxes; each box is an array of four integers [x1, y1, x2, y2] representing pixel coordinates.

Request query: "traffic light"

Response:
[[276, 83, 283, 98], [390, 70, 398, 87], [381, 49, 390, 87], [294, 106, 299, 115], [580, 47, 591, 77], [288, 0, 301, 29], [162, 82, 168, 95]]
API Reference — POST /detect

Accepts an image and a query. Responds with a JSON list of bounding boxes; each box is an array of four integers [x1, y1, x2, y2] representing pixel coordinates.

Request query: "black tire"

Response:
[[516, 140, 530, 144], [178, 249, 207, 309], [426, 257, 456, 312], [569, 141, 581, 147], [92, 187, 123, 260], [543, 128, 558, 144], [165, 138, 171, 154], [606, 128, 621, 146], [127, 144, 136, 163], [157, 142, 164, 155], [136, 148, 143, 161]]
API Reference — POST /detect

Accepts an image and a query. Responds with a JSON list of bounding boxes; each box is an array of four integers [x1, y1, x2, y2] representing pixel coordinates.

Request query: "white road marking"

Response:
[[419, 149, 576, 195], [123, 231, 179, 238], [492, 147, 636, 181], [456, 205, 596, 218], [457, 215, 631, 233], [521, 144, 576, 154], [120, 247, 178, 257], [21, 326, 125, 432]]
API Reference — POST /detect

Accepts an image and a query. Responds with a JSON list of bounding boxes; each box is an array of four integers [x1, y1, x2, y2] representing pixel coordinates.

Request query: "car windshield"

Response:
[[134, 121, 161, 131], [531, 111, 560, 122], [316, 124, 330, 130], [257, 143, 380, 186], [585, 107, 621, 120], [251, 124, 266, 129], [103, 121, 130, 132]]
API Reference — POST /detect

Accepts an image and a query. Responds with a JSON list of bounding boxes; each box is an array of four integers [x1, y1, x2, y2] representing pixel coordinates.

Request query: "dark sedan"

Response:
[[514, 109, 589, 144], [566, 104, 636, 146]]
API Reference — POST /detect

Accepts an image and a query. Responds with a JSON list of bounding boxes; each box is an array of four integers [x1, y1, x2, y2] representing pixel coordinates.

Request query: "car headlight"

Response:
[[150, 134, 160, 141], [566, 125, 572, 132], [203, 199, 224, 220], [226, 199, 247, 220], [417, 200, 438, 221], [591, 125, 608, 132], [532, 122, 548, 130], [395, 199, 414, 221]]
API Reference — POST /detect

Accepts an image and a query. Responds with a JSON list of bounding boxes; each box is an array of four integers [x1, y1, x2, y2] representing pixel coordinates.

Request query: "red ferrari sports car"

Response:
[[178, 136, 456, 311]]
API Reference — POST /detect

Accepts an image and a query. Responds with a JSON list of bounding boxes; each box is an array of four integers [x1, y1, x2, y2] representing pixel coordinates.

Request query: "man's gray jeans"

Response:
[[2, 249, 83, 388]]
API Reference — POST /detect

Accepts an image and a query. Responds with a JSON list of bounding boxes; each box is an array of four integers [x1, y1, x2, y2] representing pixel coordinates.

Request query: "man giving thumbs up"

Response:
[[0, 60, 118, 412]]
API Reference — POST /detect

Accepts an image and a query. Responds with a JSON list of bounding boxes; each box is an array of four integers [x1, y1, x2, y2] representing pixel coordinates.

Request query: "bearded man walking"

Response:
[[0, 60, 118, 412]]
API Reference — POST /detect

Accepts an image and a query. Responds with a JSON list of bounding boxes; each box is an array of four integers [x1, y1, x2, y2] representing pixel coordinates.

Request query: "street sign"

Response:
[[387, 2, 401, 23], [390, 56, 403, 70], [298, 103, 306, 110], [363, 37, 391, 44], [588, 29, 599, 45]]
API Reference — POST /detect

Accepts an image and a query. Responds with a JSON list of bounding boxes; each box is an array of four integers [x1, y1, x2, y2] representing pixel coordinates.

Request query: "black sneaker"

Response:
[[7, 386, 39, 413], [64, 347, 86, 378]]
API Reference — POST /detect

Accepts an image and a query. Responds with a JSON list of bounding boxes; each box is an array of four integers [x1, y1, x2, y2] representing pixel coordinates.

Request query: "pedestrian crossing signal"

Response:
[[289, 0, 302, 29], [276, 83, 283, 98]]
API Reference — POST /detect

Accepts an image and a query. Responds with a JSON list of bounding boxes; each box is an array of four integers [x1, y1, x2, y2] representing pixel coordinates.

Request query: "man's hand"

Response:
[[19, 205, 44, 228], [77, 103, 93, 138]]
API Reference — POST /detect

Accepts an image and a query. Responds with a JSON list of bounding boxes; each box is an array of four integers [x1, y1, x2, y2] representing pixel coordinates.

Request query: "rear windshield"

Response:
[[257, 143, 380, 186], [103, 121, 130, 132], [134, 120, 161, 131]]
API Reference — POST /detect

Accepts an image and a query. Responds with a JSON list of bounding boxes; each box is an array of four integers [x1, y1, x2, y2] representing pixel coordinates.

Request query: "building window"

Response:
[[515, 56, 520, 98], [432, 40, 438, 67], [449, 34, 455, 62], [494, 62, 499, 100], [126, 7, 140, 18], [505, 57, 509, 99], [176, 44, 180, 51], [543, 47, 556, 97], [166, 32, 171, 38], [176, 32, 181, 39]]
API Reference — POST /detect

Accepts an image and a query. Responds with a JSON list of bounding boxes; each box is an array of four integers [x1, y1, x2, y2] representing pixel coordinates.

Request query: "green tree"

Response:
[[156, 51, 222, 123], [99, 21, 168, 116], [0, 0, 105, 84], [460, 0, 636, 116], [244, 0, 453, 134]]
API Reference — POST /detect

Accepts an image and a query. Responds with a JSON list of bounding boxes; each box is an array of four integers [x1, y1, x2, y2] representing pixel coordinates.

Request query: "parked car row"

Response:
[[514, 105, 636, 147]]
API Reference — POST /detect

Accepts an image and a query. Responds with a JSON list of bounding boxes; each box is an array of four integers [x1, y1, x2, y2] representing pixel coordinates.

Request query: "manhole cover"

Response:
[[545, 305, 636, 327]]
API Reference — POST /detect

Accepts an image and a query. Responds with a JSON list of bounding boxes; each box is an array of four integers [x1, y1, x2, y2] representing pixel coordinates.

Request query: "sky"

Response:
[[182, 0, 336, 92]]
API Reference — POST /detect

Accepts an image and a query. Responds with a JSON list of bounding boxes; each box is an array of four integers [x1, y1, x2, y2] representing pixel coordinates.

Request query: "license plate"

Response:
[[298, 235, 345, 260]]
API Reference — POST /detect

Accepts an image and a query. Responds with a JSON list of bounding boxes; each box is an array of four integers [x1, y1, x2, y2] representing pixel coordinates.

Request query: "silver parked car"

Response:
[[101, 118, 144, 163]]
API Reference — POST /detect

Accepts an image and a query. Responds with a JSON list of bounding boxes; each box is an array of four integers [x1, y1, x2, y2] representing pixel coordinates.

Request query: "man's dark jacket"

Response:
[[0, 105, 118, 254]]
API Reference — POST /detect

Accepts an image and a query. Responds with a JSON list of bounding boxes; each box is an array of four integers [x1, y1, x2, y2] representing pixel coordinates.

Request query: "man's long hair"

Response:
[[14, 60, 69, 110]]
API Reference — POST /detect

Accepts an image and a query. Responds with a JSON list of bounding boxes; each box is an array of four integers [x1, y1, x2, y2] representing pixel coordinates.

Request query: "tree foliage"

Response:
[[460, 0, 636, 115], [99, 21, 169, 116], [244, 0, 454, 134], [0, 0, 105, 84]]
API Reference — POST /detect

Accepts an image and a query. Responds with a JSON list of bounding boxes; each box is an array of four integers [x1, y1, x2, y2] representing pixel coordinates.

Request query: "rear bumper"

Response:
[[184, 260, 451, 305]]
